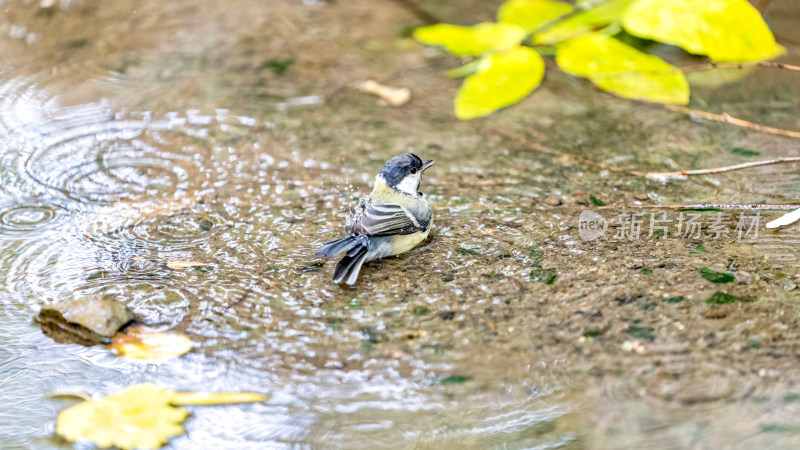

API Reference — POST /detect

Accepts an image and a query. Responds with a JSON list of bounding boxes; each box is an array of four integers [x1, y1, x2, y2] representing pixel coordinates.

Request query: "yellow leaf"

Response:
[[108, 326, 193, 361], [455, 46, 545, 119], [533, 0, 635, 44], [622, 0, 783, 62], [56, 384, 188, 450], [498, 0, 573, 33], [413, 22, 526, 56], [171, 391, 266, 405], [166, 261, 209, 269], [55, 384, 266, 449], [556, 33, 689, 104]]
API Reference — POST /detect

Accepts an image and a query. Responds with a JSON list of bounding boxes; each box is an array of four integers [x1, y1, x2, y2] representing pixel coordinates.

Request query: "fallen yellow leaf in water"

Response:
[[56, 384, 188, 450], [55, 383, 265, 449], [165, 261, 208, 269], [108, 326, 192, 361]]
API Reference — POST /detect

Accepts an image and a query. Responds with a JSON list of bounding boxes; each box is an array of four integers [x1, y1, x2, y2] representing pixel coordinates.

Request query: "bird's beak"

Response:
[[421, 160, 435, 172]]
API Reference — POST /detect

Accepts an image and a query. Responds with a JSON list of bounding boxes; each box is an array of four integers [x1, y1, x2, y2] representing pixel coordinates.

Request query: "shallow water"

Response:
[[2, 0, 800, 448]]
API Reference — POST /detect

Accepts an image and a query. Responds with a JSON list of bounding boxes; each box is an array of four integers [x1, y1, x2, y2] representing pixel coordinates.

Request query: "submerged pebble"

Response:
[[38, 295, 133, 346]]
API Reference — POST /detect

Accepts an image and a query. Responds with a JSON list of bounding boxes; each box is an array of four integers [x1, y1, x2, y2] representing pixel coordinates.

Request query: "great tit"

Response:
[[316, 153, 434, 285]]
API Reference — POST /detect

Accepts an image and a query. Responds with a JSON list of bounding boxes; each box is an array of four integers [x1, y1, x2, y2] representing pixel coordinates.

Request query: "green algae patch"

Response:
[[530, 268, 558, 284]]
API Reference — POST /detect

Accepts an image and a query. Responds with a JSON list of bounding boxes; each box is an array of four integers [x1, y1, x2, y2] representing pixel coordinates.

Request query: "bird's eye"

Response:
[[410, 168, 417, 174]]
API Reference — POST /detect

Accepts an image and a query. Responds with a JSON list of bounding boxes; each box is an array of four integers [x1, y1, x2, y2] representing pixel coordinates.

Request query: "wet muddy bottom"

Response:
[[2, 0, 800, 448]]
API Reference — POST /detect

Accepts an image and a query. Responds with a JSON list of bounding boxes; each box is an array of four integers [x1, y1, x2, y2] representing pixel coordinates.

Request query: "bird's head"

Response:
[[377, 153, 434, 196]]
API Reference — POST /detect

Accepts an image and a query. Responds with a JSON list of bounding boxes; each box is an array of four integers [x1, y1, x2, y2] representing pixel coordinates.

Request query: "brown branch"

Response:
[[645, 157, 800, 180], [662, 104, 800, 140]]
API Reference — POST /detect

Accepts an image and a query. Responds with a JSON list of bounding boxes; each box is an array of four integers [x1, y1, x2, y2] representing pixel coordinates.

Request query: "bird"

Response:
[[316, 153, 434, 285]]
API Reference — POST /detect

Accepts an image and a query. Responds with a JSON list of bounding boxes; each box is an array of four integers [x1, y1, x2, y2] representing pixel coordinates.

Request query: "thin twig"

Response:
[[645, 157, 800, 180], [662, 104, 800, 140], [577, 203, 798, 211], [678, 61, 800, 74]]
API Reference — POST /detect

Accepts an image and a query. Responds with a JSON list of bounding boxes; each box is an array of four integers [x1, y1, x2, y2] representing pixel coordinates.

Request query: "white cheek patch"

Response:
[[395, 172, 421, 195]]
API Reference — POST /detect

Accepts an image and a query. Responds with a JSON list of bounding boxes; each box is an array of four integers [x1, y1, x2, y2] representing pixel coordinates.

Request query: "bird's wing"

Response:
[[346, 198, 428, 236]]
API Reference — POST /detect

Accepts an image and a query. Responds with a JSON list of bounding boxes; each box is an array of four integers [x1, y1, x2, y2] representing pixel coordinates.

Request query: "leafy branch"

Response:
[[413, 0, 784, 119]]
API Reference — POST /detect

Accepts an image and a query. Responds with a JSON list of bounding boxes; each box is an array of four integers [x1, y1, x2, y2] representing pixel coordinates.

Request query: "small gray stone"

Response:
[[38, 295, 133, 346]]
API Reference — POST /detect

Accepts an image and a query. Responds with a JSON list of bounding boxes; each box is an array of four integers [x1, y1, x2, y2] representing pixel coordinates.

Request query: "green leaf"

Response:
[[705, 291, 756, 304], [729, 147, 760, 157], [583, 329, 604, 337], [622, 0, 783, 62], [498, 0, 573, 33], [534, 0, 635, 45], [699, 267, 734, 283], [434, 375, 473, 385], [589, 194, 605, 206], [455, 46, 545, 119], [666, 296, 685, 304], [690, 245, 707, 254], [556, 33, 689, 104], [413, 22, 526, 56]]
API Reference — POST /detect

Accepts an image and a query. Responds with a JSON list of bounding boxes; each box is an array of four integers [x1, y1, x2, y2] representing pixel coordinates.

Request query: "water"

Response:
[[2, 0, 800, 448]]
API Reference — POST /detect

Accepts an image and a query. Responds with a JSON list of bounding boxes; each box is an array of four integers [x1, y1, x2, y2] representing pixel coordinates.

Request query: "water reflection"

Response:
[[0, 80, 570, 448]]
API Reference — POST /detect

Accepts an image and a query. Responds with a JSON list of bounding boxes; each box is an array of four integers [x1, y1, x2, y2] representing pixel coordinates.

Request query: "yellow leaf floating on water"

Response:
[[55, 383, 265, 450], [108, 326, 193, 361], [56, 384, 188, 450], [497, 0, 573, 33], [556, 33, 689, 104], [533, 0, 635, 45], [622, 0, 783, 62], [455, 46, 545, 119], [165, 261, 208, 269], [413, 22, 526, 56]]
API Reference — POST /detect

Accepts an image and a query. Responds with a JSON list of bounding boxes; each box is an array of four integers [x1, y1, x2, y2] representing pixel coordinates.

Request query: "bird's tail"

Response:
[[315, 236, 359, 258], [332, 244, 369, 285]]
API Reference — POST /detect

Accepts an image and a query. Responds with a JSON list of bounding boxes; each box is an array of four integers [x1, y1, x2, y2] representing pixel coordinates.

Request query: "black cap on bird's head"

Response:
[[378, 153, 434, 193]]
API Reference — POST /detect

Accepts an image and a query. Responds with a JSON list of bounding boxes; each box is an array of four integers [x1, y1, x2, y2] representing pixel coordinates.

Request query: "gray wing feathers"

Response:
[[347, 200, 428, 236]]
